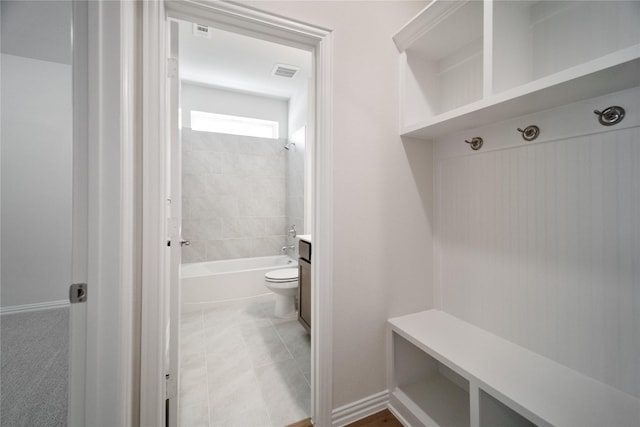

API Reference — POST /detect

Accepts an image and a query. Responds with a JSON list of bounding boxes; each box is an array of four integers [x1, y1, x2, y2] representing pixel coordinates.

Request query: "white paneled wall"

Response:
[[438, 44, 483, 114], [435, 87, 640, 399]]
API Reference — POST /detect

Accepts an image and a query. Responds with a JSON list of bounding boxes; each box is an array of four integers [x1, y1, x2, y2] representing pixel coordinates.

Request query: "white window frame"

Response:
[[190, 110, 279, 139]]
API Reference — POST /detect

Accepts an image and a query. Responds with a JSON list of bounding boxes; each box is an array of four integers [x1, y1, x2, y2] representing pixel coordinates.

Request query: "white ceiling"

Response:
[[178, 20, 312, 100]]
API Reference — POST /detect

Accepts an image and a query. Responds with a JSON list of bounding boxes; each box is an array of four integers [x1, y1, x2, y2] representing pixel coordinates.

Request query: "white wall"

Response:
[[1, 54, 73, 308], [0, 0, 71, 64], [434, 86, 640, 399], [287, 84, 308, 235], [288, 82, 308, 140], [245, 0, 434, 409], [1, 0, 73, 309], [181, 83, 289, 138]]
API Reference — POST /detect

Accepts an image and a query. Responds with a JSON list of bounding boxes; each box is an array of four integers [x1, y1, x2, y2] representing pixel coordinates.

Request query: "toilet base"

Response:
[[273, 293, 297, 319]]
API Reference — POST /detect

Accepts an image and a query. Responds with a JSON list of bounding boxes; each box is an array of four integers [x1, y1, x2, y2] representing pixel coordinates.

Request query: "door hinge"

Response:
[[69, 283, 87, 303], [167, 58, 178, 79], [165, 373, 177, 400]]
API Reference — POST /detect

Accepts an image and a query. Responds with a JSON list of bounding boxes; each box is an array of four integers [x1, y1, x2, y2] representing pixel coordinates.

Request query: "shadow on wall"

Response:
[[401, 136, 434, 221]]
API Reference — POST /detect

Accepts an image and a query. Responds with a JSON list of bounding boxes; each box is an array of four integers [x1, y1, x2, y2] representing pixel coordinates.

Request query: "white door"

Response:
[[0, 1, 87, 425], [166, 19, 183, 427]]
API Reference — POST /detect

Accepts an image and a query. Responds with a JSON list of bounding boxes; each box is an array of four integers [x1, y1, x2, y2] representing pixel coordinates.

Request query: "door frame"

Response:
[[139, 1, 334, 426], [77, 1, 139, 425]]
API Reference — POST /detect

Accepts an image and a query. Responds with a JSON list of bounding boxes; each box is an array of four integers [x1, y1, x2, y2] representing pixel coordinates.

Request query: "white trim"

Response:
[[0, 300, 70, 315], [392, 1, 467, 53], [331, 390, 390, 427], [311, 27, 334, 427], [119, 1, 138, 425], [69, 0, 89, 425], [165, 0, 331, 50], [84, 1, 135, 425], [140, 0, 168, 426], [167, 19, 182, 427]]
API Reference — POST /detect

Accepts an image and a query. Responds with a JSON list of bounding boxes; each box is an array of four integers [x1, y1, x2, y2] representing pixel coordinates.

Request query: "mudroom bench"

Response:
[[387, 310, 640, 427]]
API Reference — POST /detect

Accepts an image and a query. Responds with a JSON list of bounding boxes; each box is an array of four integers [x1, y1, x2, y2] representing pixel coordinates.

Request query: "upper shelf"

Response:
[[393, 1, 482, 59], [395, 0, 640, 140]]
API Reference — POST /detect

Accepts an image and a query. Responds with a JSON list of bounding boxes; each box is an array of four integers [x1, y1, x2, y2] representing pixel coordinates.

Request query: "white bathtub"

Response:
[[180, 255, 297, 312]]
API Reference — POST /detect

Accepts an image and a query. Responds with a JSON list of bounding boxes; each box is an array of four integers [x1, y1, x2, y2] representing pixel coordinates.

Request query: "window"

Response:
[[190, 110, 279, 139]]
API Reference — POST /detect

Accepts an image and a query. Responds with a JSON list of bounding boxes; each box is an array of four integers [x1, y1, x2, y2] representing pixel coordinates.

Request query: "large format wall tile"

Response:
[[182, 129, 294, 262]]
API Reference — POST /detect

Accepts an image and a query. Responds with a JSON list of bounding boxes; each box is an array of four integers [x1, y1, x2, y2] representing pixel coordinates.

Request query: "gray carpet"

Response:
[[1, 307, 69, 426]]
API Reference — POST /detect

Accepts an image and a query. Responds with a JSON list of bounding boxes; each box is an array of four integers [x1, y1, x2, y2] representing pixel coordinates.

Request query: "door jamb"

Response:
[[81, 1, 138, 425]]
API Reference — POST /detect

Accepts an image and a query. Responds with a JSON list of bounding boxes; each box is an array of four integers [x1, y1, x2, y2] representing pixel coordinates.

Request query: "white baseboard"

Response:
[[0, 300, 69, 315], [331, 390, 390, 427]]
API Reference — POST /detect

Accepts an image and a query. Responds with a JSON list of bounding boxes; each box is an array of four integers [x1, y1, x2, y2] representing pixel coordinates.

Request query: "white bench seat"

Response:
[[388, 310, 640, 427]]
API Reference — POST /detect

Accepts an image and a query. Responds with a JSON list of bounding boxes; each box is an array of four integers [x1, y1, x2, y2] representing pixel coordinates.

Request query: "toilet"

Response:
[[264, 268, 299, 318]]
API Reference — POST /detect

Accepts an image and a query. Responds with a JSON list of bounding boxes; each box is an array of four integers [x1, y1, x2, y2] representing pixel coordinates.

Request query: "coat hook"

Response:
[[594, 106, 625, 126], [465, 137, 483, 151], [517, 125, 540, 141]]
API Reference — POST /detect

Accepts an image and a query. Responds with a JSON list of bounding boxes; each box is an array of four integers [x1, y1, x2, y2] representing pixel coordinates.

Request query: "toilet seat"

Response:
[[265, 268, 298, 283], [264, 268, 299, 318]]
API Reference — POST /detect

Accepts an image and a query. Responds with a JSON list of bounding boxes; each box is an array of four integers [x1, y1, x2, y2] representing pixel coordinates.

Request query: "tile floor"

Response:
[[179, 295, 310, 427]]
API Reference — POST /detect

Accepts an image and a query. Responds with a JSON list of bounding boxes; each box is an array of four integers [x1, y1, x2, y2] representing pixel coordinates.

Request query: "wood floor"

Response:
[[286, 409, 402, 427]]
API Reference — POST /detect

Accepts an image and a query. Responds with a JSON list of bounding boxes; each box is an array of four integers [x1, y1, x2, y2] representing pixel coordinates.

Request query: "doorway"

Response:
[[173, 17, 313, 426], [139, 2, 334, 426], [0, 1, 88, 425]]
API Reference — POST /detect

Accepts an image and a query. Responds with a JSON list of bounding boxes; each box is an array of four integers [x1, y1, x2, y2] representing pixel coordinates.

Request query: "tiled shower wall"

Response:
[[181, 129, 290, 262]]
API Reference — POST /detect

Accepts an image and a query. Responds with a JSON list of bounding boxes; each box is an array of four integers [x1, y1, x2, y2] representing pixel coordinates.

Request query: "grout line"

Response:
[[273, 320, 312, 388], [239, 309, 276, 426], [190, 301, 310, 427], [273, 319, 297, 361]]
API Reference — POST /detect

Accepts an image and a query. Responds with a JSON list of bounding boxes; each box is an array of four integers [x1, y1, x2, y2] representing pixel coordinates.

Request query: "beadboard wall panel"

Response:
[[434, 88, 640, 399]]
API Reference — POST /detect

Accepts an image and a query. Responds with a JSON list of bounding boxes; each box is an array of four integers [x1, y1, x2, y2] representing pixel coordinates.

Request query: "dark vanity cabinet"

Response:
[[298, 239, 311, 332]]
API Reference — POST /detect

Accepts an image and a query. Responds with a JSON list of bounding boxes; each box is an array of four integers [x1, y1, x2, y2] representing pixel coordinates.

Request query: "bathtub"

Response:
[[180, 255, 297, 312]]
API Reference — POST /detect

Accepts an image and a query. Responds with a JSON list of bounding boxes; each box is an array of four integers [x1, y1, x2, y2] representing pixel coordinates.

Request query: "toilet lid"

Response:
[[265, 268, 298, 282]]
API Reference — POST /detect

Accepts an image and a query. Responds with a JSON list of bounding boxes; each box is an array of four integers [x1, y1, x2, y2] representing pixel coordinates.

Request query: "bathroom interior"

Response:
[[174, 19, 314, 426]]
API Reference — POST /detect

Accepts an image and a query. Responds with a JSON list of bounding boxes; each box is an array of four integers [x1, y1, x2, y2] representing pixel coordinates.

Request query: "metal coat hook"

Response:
[[594, 106, 625, 126], [465, 137, 483, 151], [517, 125, 540, 142]]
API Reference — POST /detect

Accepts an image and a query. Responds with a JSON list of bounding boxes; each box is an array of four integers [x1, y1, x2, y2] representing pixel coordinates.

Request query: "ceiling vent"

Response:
[[272, 64, 299, 79], [192, 23, 211, 39]]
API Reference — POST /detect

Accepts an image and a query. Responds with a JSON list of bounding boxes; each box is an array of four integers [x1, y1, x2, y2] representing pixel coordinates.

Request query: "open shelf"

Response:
[[396, 1, 483, 128], [402, 48, 640, 139], [391, 332, 469, 427], [493, 1, 640, 94], [388, 310, 640, 427], [395, 0, 640, 140], [479, 390, 535, 427]]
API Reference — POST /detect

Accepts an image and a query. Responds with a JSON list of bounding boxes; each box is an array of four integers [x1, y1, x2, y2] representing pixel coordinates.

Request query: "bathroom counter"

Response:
[[297, 234, 312, 243]]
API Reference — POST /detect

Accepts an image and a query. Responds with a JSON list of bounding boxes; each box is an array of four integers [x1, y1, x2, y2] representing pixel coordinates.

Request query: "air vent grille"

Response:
[[192, 23, 211, 38], [272, 64, 299, 79]]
